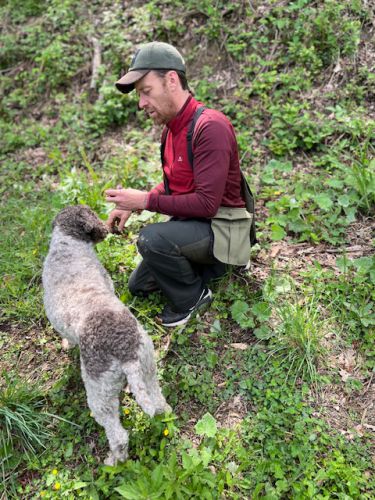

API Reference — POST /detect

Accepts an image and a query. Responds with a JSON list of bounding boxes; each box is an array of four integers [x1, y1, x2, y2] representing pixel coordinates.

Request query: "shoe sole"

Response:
[[162, 292, 213, 327], [162, 311, 193, 328]]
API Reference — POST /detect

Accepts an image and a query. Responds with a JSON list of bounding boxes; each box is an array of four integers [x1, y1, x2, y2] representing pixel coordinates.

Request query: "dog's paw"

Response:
[[61, 338, 70, 350], [104, 449, 128, 467], [104, 454, 117, 467], [154, 402, 172, 415], [164, 403, 173, 414]]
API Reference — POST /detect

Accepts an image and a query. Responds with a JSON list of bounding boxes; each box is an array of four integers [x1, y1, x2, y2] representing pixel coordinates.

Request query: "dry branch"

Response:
[[90, 36, 101, 90]]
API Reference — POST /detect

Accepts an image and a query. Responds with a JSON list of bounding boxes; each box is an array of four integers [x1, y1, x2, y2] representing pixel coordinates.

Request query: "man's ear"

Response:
[[166, 70, 179, 91]]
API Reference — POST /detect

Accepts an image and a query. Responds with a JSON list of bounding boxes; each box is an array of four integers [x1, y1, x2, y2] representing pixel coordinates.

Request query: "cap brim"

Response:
[[115, 69, 149, 93]]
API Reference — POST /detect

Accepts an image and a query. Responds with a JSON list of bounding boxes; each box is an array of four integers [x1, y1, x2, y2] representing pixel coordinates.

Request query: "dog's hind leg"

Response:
[[80, 360, 128, 466], [123, 333, 171, 417]]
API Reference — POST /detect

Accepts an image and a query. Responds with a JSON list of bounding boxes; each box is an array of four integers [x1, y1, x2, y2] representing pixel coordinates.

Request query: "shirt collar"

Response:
[[167, 94, 201, 134]]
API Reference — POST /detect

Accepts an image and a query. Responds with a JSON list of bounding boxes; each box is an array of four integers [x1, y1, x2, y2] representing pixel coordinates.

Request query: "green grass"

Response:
[[0, 0, 374, 498], [268, 295, 329, 385], [0, 375, 53, 496]]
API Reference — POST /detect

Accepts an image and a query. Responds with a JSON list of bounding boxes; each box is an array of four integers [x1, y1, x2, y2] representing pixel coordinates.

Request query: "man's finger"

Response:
[[106, 211, 119, 230], [105, 189, 121, 197], [105, 195, 118, 203], [118, 212, 130, 232]]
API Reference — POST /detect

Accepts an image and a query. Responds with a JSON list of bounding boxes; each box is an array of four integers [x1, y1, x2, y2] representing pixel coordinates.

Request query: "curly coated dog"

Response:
[[42, 205, 170, 465]]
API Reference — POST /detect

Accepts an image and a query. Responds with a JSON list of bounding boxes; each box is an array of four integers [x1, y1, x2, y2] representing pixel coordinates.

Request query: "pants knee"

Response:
[[128, 269, 144, 296], [136, 231, 150, 256], [137, 225, 167, 257], [127, 270, 138, 295]]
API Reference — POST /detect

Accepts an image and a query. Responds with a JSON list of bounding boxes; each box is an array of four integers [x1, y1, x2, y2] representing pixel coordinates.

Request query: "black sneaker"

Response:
[[161, 288, 213, 327]]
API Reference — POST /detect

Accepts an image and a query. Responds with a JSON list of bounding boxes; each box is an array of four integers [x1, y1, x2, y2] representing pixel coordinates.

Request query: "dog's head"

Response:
[[53, 205, 108, 243]]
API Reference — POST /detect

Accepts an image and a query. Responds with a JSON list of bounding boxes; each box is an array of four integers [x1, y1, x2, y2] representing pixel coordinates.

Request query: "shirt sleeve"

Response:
[[146, 116, 233, 218], [149, 181, 165, 195]]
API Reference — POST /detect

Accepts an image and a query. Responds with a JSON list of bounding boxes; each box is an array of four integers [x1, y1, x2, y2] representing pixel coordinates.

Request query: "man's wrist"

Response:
[[143, 193, 150, 210]]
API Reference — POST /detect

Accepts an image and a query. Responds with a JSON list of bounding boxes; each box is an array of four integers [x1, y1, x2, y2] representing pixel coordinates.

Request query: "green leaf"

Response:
[[195, 413, 217, 438], [352, 257, 374, 274], [72, 481, 88, 490], [345, 206, 357, 223], [115, 485, 143, 499], [200, 447, 212, 467], [151, 464, 164, 490], [210, 319, 221, 334], [267, 159, 293, 172], [338, 194, 351, 207], [87, 487, 100, 500], [260, 169, 275, 184], [314, 193, 333, 210], [231, 300, 254, 328], [326, 178, 344, 189], [270, 224, 286, 241], [64, 441, 73, 459], [231, 299, 249, 316], [254, 325, 273, 340], [251, 301, 271, 321], [336, 256, 352, 273]]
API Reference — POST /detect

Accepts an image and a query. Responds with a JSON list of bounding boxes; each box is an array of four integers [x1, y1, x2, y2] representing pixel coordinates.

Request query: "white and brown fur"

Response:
[[42, 205, 170, 465]]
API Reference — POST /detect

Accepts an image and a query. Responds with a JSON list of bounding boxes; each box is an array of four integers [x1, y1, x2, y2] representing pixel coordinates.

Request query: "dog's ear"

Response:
[[83, 217, 108, 243], [77, 207, 108, 243]]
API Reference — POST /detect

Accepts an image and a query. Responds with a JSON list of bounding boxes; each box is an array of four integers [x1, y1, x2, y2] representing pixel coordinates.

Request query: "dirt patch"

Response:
[[0, 322, 71, 390], [253, 215, 374, 281], [346, 217, 375, 248], [15, 147, 49, 168], [215, 394, 249, 428], [312, 377, 374, 447]]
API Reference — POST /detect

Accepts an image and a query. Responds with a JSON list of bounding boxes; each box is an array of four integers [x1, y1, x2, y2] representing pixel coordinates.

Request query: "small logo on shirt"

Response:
[[177, 156, 183, 162]]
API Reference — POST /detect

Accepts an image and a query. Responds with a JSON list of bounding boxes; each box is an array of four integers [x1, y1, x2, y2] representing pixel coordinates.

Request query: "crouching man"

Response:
[[105, 41, 255, 327]]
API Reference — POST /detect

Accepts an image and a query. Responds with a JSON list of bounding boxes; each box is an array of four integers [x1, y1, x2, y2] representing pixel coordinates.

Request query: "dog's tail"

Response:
[[121, 330, 171, 417]]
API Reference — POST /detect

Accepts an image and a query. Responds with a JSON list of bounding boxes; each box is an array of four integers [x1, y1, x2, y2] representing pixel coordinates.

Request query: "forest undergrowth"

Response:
[[1, 1, 374, 498]]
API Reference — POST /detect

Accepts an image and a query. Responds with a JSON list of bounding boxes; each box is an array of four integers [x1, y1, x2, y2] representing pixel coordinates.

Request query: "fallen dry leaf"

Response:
[[339, 368, 351, 382], [270, 245, 282, 258], [230, 343, 249, 350], [338, 348, 356, 372]]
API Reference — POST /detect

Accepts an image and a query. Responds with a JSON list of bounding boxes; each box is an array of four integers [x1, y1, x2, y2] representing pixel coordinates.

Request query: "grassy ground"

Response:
[[1, 0, 374, 498]]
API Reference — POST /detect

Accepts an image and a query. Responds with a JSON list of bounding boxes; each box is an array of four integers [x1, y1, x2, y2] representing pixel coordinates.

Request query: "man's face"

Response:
[[135, 71, 177, 125]]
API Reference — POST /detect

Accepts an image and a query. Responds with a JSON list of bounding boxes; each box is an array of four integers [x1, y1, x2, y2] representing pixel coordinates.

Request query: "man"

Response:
[[105, 41, 254, 327]]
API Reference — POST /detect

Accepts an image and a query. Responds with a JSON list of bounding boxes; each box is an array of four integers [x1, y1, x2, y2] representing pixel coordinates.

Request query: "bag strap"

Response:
[[187, 106, 257, 245], [187, 106, 206, 168], [160, 126, 170, 194], [160, 106, 257, 244]]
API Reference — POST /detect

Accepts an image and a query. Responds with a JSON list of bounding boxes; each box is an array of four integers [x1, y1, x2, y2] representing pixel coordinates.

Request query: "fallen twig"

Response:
[[296, 245, 365, 255], [90, 36, 101, 90]]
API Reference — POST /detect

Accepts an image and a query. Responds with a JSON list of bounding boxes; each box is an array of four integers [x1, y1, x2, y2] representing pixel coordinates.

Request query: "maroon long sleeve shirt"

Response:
[[146, 95, 245, 218]]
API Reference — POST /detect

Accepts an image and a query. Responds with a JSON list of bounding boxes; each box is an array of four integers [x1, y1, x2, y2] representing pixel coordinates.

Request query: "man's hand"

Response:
[[105, 188, 149, 211], [106, 209, 132, 233]]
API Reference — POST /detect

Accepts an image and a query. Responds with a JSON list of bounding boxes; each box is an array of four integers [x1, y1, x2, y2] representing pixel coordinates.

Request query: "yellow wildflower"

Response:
[[53, 482, 61, 490], [123, 408, 130, 415], [52, 469, 58, 475], [163, 429, 169, 437]]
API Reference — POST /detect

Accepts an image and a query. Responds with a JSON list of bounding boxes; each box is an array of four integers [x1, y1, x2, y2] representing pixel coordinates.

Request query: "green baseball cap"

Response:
[[116, 41, 186, 93]]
